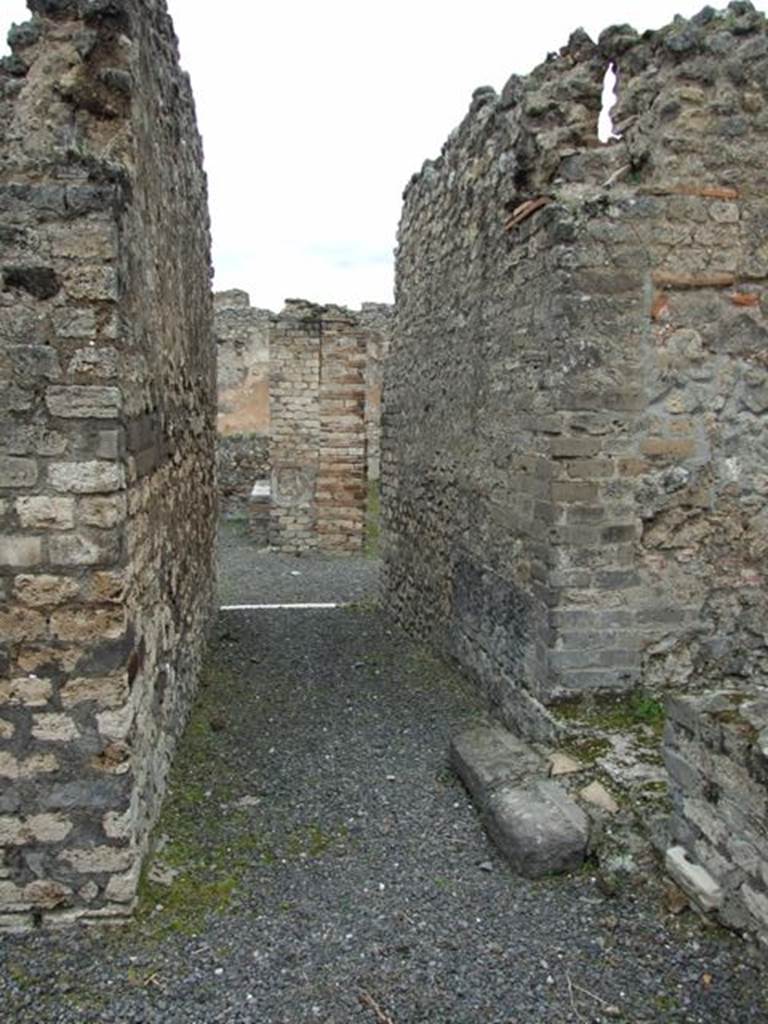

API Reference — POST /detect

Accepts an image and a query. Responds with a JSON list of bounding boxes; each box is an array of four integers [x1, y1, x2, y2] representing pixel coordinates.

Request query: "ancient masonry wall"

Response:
[[358, 302, 394, 482], [214, 289, 270, 521], [214, 294, 391, 544], [383, 4, 768, 737], [269, 301, 369, 553], [664, 687, 768, 950], [0, 0, 215, 929]]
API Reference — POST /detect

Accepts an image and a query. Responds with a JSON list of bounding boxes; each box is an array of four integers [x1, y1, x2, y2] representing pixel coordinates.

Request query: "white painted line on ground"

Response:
[[219, 602, 347, 611]]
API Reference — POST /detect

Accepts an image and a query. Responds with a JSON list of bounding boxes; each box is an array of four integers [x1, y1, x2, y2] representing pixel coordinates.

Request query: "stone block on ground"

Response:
[[450, 725, 545, 804], [485, 780, 590, 878], [450, 725, 589, 876], [578, 780, 620, 814], [548, 751, 583, 776]]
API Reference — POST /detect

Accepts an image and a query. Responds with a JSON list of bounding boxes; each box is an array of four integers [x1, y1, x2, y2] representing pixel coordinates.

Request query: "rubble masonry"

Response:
[[0, 0, 215, 928]]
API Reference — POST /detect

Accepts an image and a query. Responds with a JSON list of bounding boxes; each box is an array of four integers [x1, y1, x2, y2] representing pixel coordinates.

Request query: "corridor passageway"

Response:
[[2, 527, 764, 1023]]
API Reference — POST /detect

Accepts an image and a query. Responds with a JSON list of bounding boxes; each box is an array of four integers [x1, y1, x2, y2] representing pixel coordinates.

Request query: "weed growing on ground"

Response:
[[627, 690, 665, 728]]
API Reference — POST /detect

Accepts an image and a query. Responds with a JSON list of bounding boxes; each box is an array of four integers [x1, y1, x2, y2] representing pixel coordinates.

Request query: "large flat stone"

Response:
[[449, 725, 545, 805], [485, 779, 590, 878]]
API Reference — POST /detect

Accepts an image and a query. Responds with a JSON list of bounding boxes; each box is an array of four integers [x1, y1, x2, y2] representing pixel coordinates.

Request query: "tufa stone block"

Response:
[[0, 608, 47, 642], [49, 461, 125, 494], [48, 531, 120, 567], [0, 752, 59, 779], [0, 457, 37, 489], [59, 673, 128, 708], [14, 574, 80, 607], [49, 606, 125, 643], [45, 386, 120, 419], [15, 496, 75, 530], [0, 676, 53, 706], [450, 725, 545, 801], [0, 536, 43, 568], [31, 714, 79, 742], [485, 779, 590, 878], [58, 846, 133, 874]]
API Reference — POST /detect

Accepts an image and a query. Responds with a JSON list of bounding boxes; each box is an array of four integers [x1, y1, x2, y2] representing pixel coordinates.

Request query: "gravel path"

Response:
[[217, 521, 379, 606], [1, 536, 766, 1023]]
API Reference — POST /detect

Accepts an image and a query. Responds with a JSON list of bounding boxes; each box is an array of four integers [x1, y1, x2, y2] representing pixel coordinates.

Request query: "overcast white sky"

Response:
[[4, 1, 717, 309]]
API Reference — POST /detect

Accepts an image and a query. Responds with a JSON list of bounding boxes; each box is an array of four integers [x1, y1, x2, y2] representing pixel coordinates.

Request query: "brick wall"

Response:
[[268, 304, 322, 550], [215, 295, 390, 545], [383, 4, 768, 738], [0, 0, 214, 927], [268, 301, 370, 553]]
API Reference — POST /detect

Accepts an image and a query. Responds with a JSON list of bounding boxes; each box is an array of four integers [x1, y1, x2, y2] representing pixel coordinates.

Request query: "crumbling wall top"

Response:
[[402, 1, 768, 217]]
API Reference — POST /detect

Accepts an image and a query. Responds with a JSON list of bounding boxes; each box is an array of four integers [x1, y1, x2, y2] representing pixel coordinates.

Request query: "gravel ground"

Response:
[[217, 521, 379, 607], [1, 535, 766, 1024]]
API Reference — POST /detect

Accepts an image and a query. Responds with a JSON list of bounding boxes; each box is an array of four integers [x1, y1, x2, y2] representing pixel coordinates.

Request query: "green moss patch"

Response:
[[562, 735, 612, 762], [136, 659, 350, 938], [550, 689, 665, 735]]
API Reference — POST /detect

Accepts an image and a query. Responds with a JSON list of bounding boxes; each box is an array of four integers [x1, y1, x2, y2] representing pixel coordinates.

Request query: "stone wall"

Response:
[[214, 293, 390, 542], [383, 4, 768, 737], [0, 0, 215, 928], [269, 301, 369, 553], [216, 433, 270, 521], [664, 687, 768, 951], [215, 289, 271, 436], [359, 302, 393, 482], [214, 289, 271, 520]]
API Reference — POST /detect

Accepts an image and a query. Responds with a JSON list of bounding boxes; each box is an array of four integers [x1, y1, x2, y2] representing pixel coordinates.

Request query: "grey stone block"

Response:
[[450, 725, 545, 805], [485, 780, 590, 878], [665, 845, 722, 911], [0, 456, 37, 488], [664, 746, 703, 795], [451, 725, 589, 876]]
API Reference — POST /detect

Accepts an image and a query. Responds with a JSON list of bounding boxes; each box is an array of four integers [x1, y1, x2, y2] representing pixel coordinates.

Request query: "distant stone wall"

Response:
[[269, 301, 369, 553], [216, 434, 270, 520], [214, 294, 390, 542], [0, 0, 215, 928], [664, 687, 768, 951], [359, 302, 393, 482], [215, 289, 271, 437], [214, 290, 271, 520], [383, 4, 768, 737]]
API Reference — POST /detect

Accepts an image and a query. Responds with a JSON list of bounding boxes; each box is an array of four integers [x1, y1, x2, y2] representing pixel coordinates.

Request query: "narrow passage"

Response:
[[1, 525, 765, 1023]]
